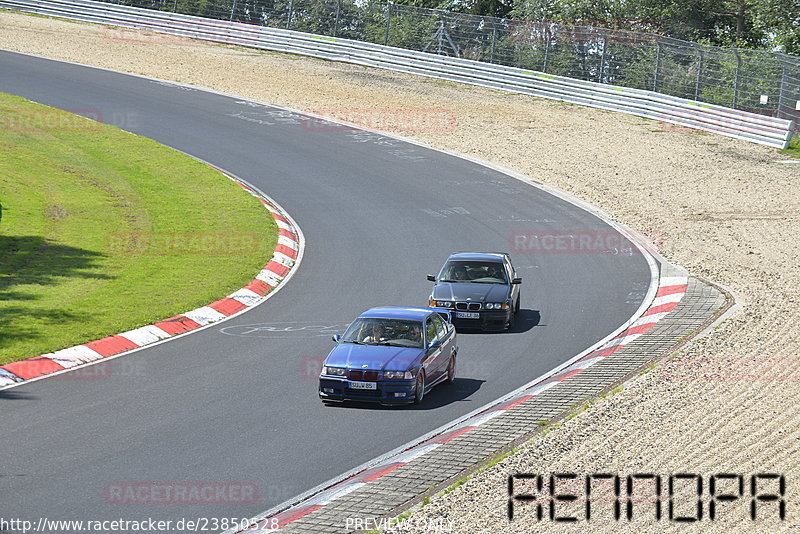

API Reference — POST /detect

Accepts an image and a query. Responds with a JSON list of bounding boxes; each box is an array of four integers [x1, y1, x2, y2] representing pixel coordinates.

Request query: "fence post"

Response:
[[653, 41, 662, 92], [598, 31, 608, 83], [489, 18, 497, 64], [732, 49, 741, 108], [777, 60, 789, 119], [384, 2, 391, 46], [542, 25, 551, 73], [172, 0, 177, 11], [333, 0, 341, 37], [287, 0, 294, 29], [694, 45, 704, 100], [229, 0, 237, 21]]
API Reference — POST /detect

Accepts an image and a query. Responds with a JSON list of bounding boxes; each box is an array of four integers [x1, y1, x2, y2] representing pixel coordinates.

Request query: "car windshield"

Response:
[[439, 260, 508, 284], [341, 318, 424, 348]]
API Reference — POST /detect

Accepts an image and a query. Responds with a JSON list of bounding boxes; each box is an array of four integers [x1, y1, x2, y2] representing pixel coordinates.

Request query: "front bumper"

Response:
[[437, 308, 511, 330], [319, 377, 416, 405]]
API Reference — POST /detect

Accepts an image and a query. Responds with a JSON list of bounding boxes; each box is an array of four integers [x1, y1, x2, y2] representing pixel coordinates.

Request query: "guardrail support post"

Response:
[[384, 2, 391, 46], [229, 0, 236, 21], [333, 0, 341, 37], [653, 41, 662, 92], [287, 0, 294, 29], [694, 46, 704, 100], [733, 49, 741, 108]]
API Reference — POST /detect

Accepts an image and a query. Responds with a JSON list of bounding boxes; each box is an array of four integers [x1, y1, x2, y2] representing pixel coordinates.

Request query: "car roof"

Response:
[[359, 306, 434, 321], [446, 252, 507, 262]]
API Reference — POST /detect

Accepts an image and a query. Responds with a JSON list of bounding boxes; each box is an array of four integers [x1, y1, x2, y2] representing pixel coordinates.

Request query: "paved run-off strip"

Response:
[[235, 271, 726, 533], [0, 167, 302, 388]]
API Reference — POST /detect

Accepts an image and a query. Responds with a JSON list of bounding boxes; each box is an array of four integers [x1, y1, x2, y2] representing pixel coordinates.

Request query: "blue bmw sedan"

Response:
[[319, 307, 458, 405]]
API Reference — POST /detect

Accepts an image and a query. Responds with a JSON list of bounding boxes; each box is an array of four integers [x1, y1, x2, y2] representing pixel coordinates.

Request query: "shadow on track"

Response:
[[455, 308, 542, 335], [324, 377, 485, 411]]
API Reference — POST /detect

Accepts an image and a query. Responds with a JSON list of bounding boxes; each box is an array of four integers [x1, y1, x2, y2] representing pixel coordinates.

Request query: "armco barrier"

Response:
[[1, 0, 793, 148]]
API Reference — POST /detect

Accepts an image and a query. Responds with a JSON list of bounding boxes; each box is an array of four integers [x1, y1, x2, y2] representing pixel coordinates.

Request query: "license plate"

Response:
[[456, 312, 480, 319], [349, 380, 377, 390]]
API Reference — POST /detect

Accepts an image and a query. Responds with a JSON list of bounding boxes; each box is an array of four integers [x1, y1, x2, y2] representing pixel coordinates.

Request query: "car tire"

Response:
[[515, 295, 521, 313], [445, 356, 456, 384], [413, 372, 426, 405], [506, 310, 515, 331]]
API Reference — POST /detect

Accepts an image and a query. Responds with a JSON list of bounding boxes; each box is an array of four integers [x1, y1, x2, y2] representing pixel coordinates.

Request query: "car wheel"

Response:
[[445, 356, 456, 384], [515, 295, 521, 313], [413, 372, 426, 405], [506, 310, 516, 331]]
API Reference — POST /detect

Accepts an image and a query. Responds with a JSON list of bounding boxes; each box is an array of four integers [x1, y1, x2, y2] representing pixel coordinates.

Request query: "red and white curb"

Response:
[[240, 274, 688, 532], [0, 168, 302, 389]]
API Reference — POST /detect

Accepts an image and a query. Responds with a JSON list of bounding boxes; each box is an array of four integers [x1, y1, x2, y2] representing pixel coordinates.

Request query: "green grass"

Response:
[[0, 93, 277, 364], [779, 134, 800, 158]]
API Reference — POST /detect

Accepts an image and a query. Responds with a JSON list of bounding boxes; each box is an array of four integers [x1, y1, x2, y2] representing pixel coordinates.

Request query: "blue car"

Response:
[[319, 307, 458, 406], [427, 252, 522, 331]]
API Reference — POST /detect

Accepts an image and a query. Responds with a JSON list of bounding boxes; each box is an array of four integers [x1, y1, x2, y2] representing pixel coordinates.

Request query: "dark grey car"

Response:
[[427, 252, 521, 331]]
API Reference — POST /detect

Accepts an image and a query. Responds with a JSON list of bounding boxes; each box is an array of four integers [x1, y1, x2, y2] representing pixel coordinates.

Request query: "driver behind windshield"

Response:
[[363, 323, 387, 343]]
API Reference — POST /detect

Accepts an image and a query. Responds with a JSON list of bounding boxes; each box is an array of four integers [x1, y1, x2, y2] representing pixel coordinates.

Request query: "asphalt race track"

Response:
[[0, 51, 653, 524]]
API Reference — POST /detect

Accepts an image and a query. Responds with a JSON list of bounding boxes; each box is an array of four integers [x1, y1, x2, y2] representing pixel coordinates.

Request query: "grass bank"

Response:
[[0, 93, 277, 364]]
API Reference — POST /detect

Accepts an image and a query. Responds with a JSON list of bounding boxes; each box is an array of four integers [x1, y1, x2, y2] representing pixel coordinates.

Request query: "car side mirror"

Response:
[[428, 339, 441, 350], [512, 277, 522, 284], [332, 334, 341, 342], [427, 274, 436, 282]]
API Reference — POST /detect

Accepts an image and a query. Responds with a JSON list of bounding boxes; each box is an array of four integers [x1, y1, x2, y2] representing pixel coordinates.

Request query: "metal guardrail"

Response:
[[1, 0, 794, 148]]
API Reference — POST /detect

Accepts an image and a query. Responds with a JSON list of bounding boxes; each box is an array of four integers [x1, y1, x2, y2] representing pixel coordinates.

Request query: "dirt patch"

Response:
[[43, 204, 66, 220], [1, 10, 799, 532]]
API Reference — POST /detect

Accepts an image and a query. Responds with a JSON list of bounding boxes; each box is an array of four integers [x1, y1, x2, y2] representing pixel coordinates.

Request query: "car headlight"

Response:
[[383, 370, 413, 379], [435, 301, 453, 308], [486, 302, 501, 309], [323, 366, 346, 376]]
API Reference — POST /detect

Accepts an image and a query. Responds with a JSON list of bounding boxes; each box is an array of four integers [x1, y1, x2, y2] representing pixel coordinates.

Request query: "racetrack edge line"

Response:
[[0, 161, 306, 391]]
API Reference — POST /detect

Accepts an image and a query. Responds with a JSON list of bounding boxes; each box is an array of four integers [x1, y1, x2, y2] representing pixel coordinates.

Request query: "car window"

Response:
[[341, 318, 423, 348], [432, 314, 447, 340], [440, 260, 508, 284], [425, 319, 438, 347], [505, 258, 514, 279]]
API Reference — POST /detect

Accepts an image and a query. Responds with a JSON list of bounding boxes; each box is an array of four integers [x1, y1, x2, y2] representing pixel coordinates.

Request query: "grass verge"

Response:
[[0, 93, 277, 365], [779, 134, 800, 158]]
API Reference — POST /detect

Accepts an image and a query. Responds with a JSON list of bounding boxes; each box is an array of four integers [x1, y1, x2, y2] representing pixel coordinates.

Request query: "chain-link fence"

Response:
[[107, 0, 800, 131]]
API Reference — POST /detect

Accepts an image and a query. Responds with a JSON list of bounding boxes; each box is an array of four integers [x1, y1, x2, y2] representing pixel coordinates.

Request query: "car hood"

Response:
[[325, 343, 424, 371], [432, 282, 509, 302]]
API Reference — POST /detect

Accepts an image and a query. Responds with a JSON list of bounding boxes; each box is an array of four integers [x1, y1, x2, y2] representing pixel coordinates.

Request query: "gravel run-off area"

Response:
[[1, 11, 799, 533]]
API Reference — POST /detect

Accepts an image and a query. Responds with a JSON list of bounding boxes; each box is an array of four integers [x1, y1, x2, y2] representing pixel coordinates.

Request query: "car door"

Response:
[[432, 313, 454, 381], [422, 316, 443, 381]]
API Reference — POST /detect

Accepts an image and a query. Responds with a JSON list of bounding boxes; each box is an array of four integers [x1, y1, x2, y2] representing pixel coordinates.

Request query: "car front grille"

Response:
[[348, 369, 379, 381], [455, 302, 481, 311]]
